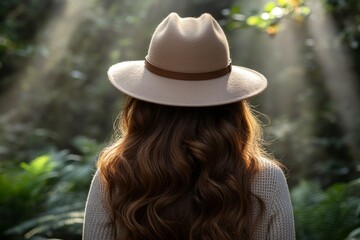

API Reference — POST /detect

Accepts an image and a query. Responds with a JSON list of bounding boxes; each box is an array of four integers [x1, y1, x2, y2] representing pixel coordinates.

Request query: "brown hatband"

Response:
[[144, 59, 232, 80]]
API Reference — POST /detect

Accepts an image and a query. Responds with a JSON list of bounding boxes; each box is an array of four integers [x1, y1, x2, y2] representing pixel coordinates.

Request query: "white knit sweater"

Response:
[[83, 160, 295, 239]]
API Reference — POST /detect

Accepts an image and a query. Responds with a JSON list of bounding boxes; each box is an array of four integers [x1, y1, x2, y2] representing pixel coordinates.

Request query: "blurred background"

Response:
[[0, 0, 359, 239]]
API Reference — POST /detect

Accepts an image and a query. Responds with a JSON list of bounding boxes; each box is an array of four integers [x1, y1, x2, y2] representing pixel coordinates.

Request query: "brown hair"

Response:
[[97, 97, 268, 239]]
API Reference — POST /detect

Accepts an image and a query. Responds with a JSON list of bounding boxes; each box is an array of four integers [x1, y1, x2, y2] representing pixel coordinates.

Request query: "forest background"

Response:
[[0, 0, 359, 239]]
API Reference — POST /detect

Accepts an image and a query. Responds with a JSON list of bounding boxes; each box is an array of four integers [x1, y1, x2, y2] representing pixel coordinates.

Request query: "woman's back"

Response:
[[84, 156, 294, 239], [83, 12, 295, 240]]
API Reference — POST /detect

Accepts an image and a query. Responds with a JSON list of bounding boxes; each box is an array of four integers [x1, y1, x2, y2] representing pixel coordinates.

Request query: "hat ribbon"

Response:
[[145, 59, 232, 80]]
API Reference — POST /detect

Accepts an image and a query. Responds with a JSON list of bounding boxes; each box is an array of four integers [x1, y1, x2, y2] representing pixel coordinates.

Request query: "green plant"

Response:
[[223, 0, 310, 35], [1, 136, 102, 240], [0, 155, 55, 233], [291, 179, 360, 240], [0, 0, 62, 91]]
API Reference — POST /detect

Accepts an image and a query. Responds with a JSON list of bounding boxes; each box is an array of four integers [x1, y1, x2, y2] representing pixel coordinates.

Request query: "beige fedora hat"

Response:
[[108, 12, 267, 106]]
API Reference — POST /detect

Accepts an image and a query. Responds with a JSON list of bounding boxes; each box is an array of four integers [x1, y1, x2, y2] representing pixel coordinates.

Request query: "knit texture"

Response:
[[82, 160, 295, 239]]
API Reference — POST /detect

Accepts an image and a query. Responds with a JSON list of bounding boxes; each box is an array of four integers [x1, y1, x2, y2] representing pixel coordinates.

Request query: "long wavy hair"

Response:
[[97, 97, 269, 240]]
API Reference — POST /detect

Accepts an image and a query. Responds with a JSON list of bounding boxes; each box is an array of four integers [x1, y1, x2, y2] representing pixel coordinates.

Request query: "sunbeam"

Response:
[[0, 1, 88, 114], [307, 0, 360, 160]]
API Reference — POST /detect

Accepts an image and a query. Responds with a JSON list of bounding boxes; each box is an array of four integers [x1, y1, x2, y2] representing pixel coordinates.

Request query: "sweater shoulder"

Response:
[[251, 158, 287, 203]]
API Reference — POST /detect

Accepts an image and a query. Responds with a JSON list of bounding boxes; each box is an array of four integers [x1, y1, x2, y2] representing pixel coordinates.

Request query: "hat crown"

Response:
[[147, 13, 230, 73]]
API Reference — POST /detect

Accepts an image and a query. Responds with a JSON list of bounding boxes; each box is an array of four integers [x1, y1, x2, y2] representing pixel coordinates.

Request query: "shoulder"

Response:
[[83, 170, 116, 239], [253, 158, 286, 185], [86, 170, 103, 202], [251, 157, 294, 223], [89, 170, 102, 190], [251, 158, 288, 203], [251, 158, 296, 239], [86, 169, 108, 205]]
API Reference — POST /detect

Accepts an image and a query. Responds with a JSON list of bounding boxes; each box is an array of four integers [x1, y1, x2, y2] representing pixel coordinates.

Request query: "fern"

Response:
[[1, 136, 101, 240], [291, 179, 360, 240], [5, 204, 84, 239]]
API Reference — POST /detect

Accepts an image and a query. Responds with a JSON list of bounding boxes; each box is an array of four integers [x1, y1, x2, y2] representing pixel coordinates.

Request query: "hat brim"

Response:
[[108, 61, 267, 107]]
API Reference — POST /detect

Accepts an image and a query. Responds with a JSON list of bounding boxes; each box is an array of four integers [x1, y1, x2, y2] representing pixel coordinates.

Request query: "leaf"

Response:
[[291, 180, 323, 208], [299, 6, 311, 16], [264, 2, 277, 12], [5, 209, 84, 237], [346, 227, 360, 239], [231, 5, 241, 14], [277, 0, 287, 7], [246, 16, 260, 26], [20, 155, 54, 175], [291, 179, 360, 239]]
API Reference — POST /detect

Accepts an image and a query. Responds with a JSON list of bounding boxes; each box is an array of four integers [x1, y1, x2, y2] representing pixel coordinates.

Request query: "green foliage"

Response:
[[325, 0, 360, 82], [0, 0, 61, 91], [19, 155, 54, 175], [0, 155, 54, 232], [347, 227, 360, 240], [223, 0, 311, 35], [0, 0, 153, 159], [0, 113, 56, 163], [0, 136, 102, 240], [325, 0, 360, 49], [291, 179, 360, 240]]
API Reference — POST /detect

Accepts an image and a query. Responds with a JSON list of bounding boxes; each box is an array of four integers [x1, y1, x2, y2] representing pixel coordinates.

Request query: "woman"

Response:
[[83, 13, 295, 240]]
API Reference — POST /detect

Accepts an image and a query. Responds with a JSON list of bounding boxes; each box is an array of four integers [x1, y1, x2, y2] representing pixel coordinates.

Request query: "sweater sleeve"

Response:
[[83, 170, 115, 240], [267, 167, 296, 240]]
